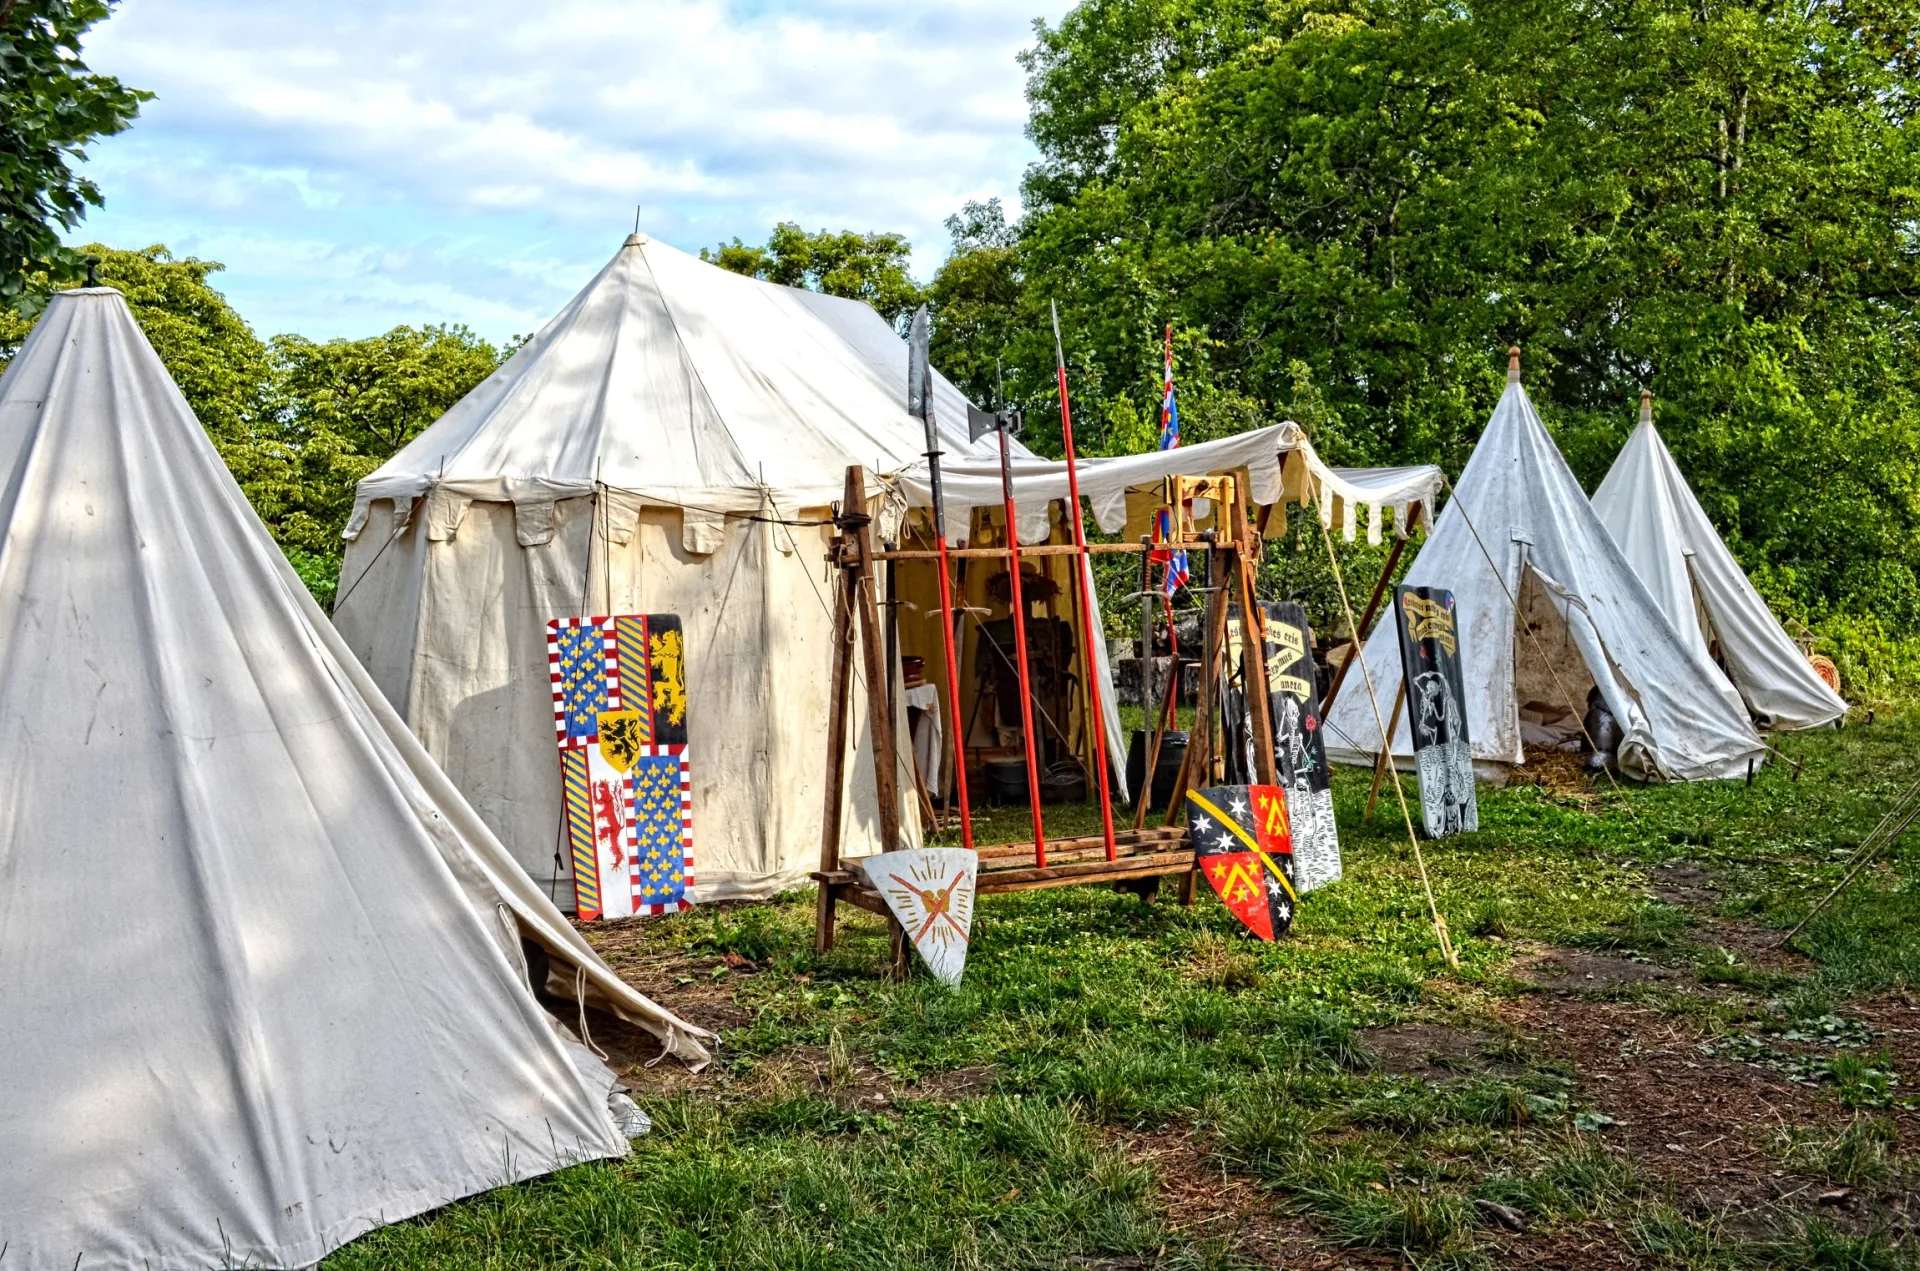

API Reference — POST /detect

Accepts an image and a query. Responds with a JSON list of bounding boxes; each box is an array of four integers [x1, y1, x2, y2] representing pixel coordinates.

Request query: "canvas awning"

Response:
[[891, 422, 1443, 548]]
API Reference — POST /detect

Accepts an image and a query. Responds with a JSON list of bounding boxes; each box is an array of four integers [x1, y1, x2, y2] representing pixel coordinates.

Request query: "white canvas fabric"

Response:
[[347, 233, 1016, 534], [896, 423, 1439, 549], [337, 235, 976, 904], [0, 288, 711, 1271], [1323, 377, 1765, 781], [1592, 399, 1846, 730]]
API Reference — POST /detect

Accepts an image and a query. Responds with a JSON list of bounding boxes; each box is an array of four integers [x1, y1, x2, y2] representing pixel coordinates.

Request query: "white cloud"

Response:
[[72, 0, 1067, 341]]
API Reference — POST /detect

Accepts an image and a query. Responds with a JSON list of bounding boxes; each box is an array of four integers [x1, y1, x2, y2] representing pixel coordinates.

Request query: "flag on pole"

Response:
[[1159, 326, 1180, 451], [1152, 326, 1191, 594]]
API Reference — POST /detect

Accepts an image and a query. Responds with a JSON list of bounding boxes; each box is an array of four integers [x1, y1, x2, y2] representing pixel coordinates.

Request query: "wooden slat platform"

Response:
[[812, 825, 1194, 905]]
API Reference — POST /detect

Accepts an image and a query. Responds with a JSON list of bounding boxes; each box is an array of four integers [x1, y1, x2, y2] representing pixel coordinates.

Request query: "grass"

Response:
[[326, 701, 1920, 1269]]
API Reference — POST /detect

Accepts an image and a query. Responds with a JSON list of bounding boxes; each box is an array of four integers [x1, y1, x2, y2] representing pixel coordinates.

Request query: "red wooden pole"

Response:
[[1050, 301, 1118, 862], [998, 427, 1048, 865], [931, 527, 974, 850]]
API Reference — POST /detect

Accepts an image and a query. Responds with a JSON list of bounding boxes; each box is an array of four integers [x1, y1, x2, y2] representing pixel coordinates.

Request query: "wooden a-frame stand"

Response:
[[812, 464, 1283, 974]]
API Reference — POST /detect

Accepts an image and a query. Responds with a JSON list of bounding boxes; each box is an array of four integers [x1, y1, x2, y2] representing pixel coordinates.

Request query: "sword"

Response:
[[907, 306, 975, 852]]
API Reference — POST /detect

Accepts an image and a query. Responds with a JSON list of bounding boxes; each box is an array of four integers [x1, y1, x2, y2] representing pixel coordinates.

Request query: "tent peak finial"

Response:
[[1639, 388, 1653, 424], [624, 231, 649, 248], [1507, 347, 1522, 383]]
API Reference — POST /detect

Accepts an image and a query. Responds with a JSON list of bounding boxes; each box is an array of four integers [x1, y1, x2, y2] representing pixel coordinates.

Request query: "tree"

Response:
[[267, 325, 502, 566], [0, 1, 147, 309], [926, 199, 1024, 410], [991, 0, 1920, 683], [0, 247, 507, 604], [703, 222, 925, 327]]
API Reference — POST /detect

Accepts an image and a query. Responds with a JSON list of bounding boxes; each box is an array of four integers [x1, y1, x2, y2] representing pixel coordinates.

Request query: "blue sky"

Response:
[[73, 0, 1069, 342]]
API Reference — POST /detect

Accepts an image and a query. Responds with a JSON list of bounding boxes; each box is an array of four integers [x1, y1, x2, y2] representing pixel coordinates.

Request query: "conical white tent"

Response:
[[1592, 393, 1846, 730], [1323, 365, 1765, 781], [0, 288, 711, 1270]]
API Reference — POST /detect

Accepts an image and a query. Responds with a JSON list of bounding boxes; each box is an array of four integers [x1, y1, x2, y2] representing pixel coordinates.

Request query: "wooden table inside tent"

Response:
[[813, 464, 1294, 976]]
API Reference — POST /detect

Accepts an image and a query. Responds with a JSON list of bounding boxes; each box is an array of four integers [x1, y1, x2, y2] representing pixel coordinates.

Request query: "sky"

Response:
[[73, 0, 1070, 342]]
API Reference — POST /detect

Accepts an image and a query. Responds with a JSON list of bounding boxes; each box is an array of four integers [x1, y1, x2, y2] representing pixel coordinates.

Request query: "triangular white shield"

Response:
[[863, 848, 977, 985]]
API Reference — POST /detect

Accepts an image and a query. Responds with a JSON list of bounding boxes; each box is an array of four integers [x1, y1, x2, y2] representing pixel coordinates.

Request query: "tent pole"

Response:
[[816, 498, 859, 955], [996, 428, 1049, 864], [847, 468, 904, 856], [1230, 472, 1280, 786], [907, 306, 975, 851], [1163, 535, 1228, 827], [1364, 684, 1408, 822], [1050, 301, 1118, 861], [1316, 512, 1458, 970], [1319, 514, 1412, 717]]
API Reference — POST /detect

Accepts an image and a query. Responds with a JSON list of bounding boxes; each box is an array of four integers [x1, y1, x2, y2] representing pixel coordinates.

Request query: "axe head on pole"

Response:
[[907, 305, 933, 423], [970, 404, 1022, 444]]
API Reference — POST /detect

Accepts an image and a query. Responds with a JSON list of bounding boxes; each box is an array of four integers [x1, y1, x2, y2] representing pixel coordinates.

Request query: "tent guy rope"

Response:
[[1316, 510, 1458, 970]]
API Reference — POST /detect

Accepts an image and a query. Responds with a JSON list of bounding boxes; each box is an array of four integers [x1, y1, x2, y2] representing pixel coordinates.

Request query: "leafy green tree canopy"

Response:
[[0, 0, 147, 309], [0, 247, 505, 602], [985, 0, 1920, 683], [704, 222, 925, 327]]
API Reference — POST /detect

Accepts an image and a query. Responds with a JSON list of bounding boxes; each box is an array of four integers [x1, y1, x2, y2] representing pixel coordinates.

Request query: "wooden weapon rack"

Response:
[[814, 464, 1283, 974]]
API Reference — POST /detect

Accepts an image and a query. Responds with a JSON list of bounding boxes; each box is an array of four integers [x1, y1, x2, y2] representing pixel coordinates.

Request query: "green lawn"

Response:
[[326, 702, 1920, 1270]]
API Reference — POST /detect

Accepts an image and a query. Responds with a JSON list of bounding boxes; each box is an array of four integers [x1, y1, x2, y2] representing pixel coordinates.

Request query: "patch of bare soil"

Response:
[[1358, 1023, 1525, 1083], [1111, 1128, 1399, 1270], [1497, 992, 1918, 1236], [1648, 861, 1720, 908], [736, 1045, 998, 1110], [574, 916, 756, 1037], [1514, 950, 1683, 992], [1645, 860, 1812, 974], [1116, 1127, 1646, 1270]]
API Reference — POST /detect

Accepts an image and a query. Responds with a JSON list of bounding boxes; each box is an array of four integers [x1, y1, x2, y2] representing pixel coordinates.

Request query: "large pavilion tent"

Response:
[[1322, 368, 1766, 782], [337, 231, 1444, 904], [1591, 393, 1846, 731], [0, 288, 711, 1271], [336, 233, 1027, 906]]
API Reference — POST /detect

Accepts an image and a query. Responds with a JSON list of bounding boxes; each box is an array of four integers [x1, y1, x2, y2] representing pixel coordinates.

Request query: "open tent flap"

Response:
[[889, 504, 1131, 801], [1320, 380, 1765, 782], [885, 426, 1445, 803]]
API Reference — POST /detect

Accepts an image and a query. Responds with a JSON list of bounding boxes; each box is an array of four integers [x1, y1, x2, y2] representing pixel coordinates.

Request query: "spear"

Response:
[[1050, 301, 1118, 861], [970, 360, 1048, 863], [906, 306, 974, 851]]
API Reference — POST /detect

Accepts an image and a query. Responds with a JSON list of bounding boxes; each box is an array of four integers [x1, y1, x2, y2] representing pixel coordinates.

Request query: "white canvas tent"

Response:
[[1592, 392, 1846, 731], [336, 233, 1027, 905], [0, 287, 711, 1270], [338, 232, 1448, 903], [1323, 364, 1766, 781]]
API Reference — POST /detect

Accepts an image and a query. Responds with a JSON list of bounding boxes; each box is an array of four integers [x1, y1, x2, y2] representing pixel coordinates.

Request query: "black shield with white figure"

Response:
[[1264, 602, 1342, 890], [1393, 585, 1479, 838]]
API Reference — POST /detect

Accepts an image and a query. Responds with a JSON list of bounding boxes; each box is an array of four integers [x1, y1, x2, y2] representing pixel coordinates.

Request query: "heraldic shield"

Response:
[[1185, 784, 1297, 941], [547, 614, 694, 920], [863, 848, 978, 985]]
